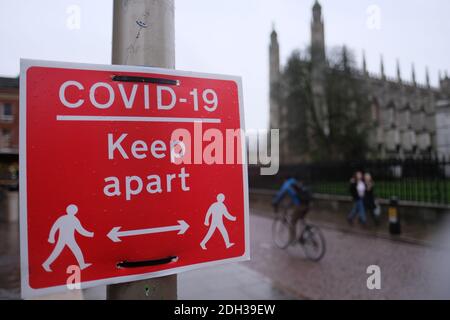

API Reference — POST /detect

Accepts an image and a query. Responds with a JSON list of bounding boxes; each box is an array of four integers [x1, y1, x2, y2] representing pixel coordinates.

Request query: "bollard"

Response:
[[7, 191, 19, 223], [0, 188, 19, 223], [388, 197, 401, 235]]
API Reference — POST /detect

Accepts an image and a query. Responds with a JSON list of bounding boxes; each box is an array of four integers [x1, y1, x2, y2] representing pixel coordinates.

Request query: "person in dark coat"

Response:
[[347, 171, 367, 225], [364, 173, 379, 225]]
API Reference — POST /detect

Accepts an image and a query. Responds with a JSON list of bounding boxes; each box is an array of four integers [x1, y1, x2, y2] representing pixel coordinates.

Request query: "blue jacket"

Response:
[[273, 178, 301, 206]]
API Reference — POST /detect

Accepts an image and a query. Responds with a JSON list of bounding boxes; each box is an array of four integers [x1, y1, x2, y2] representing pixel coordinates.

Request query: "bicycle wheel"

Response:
[[299, 224, 326, 261], [272, 215, 293, 249]]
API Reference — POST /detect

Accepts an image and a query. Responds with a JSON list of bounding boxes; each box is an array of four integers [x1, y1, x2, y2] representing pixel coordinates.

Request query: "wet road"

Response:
[[246, 210, 450, 299], [2, 208, 450, 299]]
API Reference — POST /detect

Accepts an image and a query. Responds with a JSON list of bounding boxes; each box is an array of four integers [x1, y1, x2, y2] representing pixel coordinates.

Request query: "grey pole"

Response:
[[107, 0, 177, 300], [112, 0, 175, 68]]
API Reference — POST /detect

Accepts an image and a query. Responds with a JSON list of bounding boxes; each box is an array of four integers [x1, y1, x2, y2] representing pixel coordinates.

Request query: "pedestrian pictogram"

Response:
[[200, 194, 236, 250], [42, 204, 94, 272]]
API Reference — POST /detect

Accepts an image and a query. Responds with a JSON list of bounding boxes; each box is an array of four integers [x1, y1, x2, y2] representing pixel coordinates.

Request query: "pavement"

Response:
[[0, 223, 20, 299], [28, 263, 293, 300], [3, 206, 450, 300], [178, 263, 292, 300]]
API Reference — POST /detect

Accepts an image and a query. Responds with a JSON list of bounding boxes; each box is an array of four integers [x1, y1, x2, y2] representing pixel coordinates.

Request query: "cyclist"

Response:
[[272, 176, 311, 234]]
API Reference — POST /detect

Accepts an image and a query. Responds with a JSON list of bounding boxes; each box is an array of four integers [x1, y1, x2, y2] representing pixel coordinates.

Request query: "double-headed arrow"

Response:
[[107, 220, 190, 243]]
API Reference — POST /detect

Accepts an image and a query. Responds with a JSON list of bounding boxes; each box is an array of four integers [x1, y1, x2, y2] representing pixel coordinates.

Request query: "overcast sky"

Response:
[[0, 0, 449, 129]]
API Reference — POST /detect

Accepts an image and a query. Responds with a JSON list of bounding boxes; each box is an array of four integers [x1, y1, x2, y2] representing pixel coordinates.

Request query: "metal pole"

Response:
[[107, 0, 176, 300], [112, 0, 175, 68]]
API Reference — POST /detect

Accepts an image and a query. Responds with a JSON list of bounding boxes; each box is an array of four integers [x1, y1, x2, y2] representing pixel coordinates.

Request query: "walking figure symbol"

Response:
[[42, 204, 94, 272], [200, 194, 236, 250]]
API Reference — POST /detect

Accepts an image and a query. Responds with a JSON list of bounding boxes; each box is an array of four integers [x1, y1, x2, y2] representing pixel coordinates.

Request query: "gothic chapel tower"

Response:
[[269, 25, 281, 131], [310, 0, 330, 136]]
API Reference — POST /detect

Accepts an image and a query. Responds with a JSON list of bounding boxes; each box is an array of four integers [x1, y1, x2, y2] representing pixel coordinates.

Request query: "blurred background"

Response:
[[0, 0, 450, 300]]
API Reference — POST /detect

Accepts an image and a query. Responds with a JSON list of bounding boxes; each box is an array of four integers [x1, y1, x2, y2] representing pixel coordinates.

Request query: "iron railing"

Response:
[[249, 156, 450, 205]]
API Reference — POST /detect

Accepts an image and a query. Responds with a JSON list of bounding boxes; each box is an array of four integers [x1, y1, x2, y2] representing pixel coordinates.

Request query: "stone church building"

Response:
[[269, 1, 450, 164]]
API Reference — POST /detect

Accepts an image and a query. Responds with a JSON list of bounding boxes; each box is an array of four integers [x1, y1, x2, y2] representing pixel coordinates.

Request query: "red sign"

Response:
[[20, 60, 249, 298]]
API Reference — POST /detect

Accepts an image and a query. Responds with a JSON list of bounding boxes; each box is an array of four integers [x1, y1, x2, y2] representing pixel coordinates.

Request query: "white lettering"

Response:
[[157, 86, 176, 110], [146, 175, 162, 194], [104, 177, 121, 197], [125, 176, 143, 201], [108, 133, 129, 160], [59, 81, 84, 108], [131, 140, 148, 159], [170, 140, 186, 164], [90, 82, 115, 109], [151, 140, 167, 159], [118, 84, 138, 109]]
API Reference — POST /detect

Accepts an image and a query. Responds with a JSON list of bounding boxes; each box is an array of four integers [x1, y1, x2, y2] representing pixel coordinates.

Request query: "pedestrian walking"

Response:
[[347, 171, 367, 225], [364, 173, 380, 226]]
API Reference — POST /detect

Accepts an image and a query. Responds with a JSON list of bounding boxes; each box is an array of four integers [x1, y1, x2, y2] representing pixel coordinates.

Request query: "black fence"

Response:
[[249, 156, 450, 206]]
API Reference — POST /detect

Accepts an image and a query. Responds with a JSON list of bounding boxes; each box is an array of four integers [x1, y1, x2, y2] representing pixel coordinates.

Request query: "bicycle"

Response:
[[272, 202, 326, 262]]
